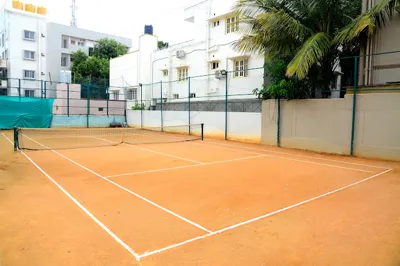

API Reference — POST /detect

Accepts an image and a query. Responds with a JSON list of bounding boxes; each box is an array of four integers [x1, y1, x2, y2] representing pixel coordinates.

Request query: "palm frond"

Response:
[[286, 32, 332, 79], [334, 0, 399, 44]]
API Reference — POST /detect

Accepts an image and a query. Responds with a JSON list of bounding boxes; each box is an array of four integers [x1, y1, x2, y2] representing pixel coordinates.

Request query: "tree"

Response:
[[158, 40, 169, 50], [92, 38, 128, 59], [234, 0, 399, 97]]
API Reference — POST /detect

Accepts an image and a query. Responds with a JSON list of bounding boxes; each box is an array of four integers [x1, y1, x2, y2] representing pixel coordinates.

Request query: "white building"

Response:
[[0, 0, 132, 98], [0, 0, 47, 97], [110, 0, 264, 108]]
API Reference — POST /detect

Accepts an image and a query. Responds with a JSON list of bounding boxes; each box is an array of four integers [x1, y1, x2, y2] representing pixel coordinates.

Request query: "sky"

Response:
[[1, 0, 201, 46]]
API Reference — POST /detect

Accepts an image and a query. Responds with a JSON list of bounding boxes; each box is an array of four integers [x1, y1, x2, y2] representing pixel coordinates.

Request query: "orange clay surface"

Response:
[[1, 130, 400, 266]]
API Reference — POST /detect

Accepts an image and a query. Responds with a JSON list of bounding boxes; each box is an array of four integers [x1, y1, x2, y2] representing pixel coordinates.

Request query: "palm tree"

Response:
[[234, 0, 399, 85]]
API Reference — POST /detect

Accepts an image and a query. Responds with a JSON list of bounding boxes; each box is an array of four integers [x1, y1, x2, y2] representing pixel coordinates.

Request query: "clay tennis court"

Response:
[[1, 127, 400, 266]]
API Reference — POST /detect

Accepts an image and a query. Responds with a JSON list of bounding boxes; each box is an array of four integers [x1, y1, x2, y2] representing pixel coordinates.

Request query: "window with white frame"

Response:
[[71, 40, 76, 45], [23, 70, 35, 79], [112, 91, 119, 100], [233, 59, 248, 78], [78, 41, 84, 46], [212, 20, 220, 27], [24, 90, 35, 97], [162, 70, 168, 76], [126, 88, 138, 100], [173, 94, 179, 99], [24, 50, 35, 60], [61, 55, 68, 67], [211, 62, 219, 70], [62, 39, 68, 48], [24, 30, 35, 41], [226, 17, 238, 34], [178, 67, 188, 81]]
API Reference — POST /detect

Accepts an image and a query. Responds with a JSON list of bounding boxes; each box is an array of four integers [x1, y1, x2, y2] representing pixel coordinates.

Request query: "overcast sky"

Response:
[[1, 0, 201, 46]]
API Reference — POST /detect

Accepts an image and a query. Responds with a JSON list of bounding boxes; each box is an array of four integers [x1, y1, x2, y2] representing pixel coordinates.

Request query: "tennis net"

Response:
[[14, 124, 204, 151]]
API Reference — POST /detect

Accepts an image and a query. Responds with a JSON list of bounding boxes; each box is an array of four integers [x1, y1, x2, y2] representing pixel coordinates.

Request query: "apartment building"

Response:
[[358, 0, 400, 86], [0, 0, 132, 98], [110, 0, 264, 106]]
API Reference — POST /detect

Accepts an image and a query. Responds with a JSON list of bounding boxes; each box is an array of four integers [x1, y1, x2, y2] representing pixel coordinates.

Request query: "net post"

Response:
[[201, 123, 204, 141], [140, 83, 143, 128], [13, 127, 18, 151], [67, 83, 70, 117], [350, 56, 358, 156], [160, 81, 163, 131], [188, 77, 191, 135]]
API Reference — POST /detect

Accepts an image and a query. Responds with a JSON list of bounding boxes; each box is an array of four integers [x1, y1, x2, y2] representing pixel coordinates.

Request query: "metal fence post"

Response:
[[87, 85, 91, 128], [277, 96, 281, 147], [106, 89, 109, 116], [67, 83, 70, 117], [225, 72, 228, 140], [44, 81, 47, 98], [18, 79, 21, 98], [140, 83, 143, 128], [350, 56, 358, 156], [160, 81, 163, 129], [40, 80, 43, 99], [188, 77, 191, 134]]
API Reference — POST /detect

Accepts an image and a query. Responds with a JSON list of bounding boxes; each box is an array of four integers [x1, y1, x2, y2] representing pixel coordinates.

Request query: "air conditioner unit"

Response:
[[41, 53, 45, 57], [41, 33, 45, 37], [215, 70, 223, 79], [207, 87, 218, 94], [176, 50, 186, 59]]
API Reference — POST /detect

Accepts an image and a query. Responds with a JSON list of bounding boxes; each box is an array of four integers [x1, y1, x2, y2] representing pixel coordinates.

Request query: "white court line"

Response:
[[91, 135, 203, 165], [126, 144, 203, 165], [1, 133, 140, 261], [186, 141, 376, 173], [205, 141, 390, 170], [23, 134, 213, 234], [106, 155, 267, 178], [138, 168, 393, 259]]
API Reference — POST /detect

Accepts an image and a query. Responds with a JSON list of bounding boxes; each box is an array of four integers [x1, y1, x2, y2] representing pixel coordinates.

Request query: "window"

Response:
[[178, 67, 188, 81], [213, 20, 220, 27], [162, 70, 168, 76], [226, 17, 239, 34], [88, 47, 94, 56], [78, 41, 84, 46], [190, 93, 196, 98], [4, 50, 7, 59], [211, 62, 219, 70], [112, 91, 119, 100], [98, 107, 104, 112], [23, 50, 35, 60], [24, 90, 35, 97], [71, 40, 76, 45], [0, 88, 7, 96], [61, 55, 67, 67], [24, 30, 35, 41], [173, 94, 179, 99], [1, 51, 4, 60], [234, 59, 248, 78], [23, 70, 35, 79], [70, 55, 74, 62], [62, 39, 68, 48], [126, 88, 138, 100]]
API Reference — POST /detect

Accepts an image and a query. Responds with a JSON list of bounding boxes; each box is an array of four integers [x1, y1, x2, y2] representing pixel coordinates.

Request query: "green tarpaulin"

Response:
[[0, 96, 54, 129]]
